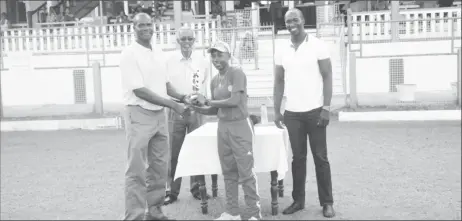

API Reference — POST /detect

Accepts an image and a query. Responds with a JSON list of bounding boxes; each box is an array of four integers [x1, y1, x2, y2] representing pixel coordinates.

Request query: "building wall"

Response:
[[0, 40, 460, 117], [355, 54, 458, 93]]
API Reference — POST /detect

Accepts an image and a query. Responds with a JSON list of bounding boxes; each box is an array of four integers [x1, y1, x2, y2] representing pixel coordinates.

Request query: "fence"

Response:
[[207, 25, 275, 107], [227, 8, 255, 27], [348, 7, 462, 42], [316, 21, 348, 98], [0, 19, 219, 53], [0, 25, 276, 118]]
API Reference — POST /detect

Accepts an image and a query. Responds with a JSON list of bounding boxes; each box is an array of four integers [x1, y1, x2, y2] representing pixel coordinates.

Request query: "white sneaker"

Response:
[[214, 212, 241, 220], [248, 217, 259, 220]]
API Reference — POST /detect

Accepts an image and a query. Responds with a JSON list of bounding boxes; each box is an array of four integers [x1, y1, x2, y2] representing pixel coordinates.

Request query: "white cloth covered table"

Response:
[[174, 122, 290, 181]]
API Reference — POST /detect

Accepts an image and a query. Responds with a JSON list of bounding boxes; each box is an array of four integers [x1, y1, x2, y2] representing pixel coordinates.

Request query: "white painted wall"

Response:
[[356, 54, 458, 93], [0, 40, 459, 115], [350, 39, 461, 56]]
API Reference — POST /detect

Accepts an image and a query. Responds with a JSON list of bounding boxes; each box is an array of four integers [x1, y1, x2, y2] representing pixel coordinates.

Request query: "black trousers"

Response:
[[284, 108, 334, 206]]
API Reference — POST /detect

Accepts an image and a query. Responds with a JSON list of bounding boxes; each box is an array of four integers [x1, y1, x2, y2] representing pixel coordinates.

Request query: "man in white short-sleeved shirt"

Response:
[[119, 13, 191, 221], [272, 8, 336, 218]]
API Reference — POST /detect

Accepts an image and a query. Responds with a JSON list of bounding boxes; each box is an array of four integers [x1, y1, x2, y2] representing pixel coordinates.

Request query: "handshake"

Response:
[[171, 93, 208, 117], [184, 93, 208, 107]]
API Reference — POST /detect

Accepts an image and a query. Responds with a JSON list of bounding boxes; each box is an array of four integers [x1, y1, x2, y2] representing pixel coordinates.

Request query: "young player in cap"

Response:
[[192, 41, 262, 220]]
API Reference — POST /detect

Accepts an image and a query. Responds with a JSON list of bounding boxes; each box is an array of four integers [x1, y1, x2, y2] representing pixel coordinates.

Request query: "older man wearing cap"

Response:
[[164, 26, 212, 205], [191, 41, 262, 220]]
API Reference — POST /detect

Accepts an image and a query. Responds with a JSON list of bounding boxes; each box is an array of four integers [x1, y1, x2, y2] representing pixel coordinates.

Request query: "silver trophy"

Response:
[[189, 69, 201, 114], [192, 69, 200, 93]]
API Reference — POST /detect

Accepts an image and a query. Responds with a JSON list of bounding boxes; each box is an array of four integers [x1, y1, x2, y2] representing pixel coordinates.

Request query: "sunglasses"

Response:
[[179, 37, 195, 42]]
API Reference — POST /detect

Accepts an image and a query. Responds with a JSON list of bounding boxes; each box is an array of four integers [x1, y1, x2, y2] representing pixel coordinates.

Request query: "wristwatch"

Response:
[[322, 106, 330, 111]]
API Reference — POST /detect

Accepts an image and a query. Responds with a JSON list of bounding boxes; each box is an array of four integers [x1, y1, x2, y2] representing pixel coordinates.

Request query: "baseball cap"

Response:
[[207, 41, 231, 53]]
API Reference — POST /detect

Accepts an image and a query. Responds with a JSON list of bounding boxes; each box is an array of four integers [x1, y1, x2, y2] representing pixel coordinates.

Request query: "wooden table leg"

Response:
[[278, 179, 284, 197], [198, 176, 208, 214], [270, 171, 279, 216], [211, 174, 218, 198]]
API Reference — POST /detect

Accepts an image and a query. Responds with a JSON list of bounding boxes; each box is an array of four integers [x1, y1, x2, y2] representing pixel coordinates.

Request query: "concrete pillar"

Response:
[[123, 0, 129, 15], [192, 0, 197, 15], [288, 0, 295, 9], [92, 62, 104, 115], [458, 49, 461, 106], [26, 11, 33, 28], [24, 1, 33, 28], [390, 0, 400, 41], [99, 0, 104, 24], [225, 1, 234, 12], [0, 0, 6, 14], [251, 2, 259, 27], [174, 0, 182, 29], [205, 0, 210, 19], [93, 6, 99, 18], [348, 52, 358, 108], [0, 73, 3, 118], [323, 1, 329, 23]]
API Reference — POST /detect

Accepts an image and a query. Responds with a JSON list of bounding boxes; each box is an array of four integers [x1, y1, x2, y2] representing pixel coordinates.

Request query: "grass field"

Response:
[[1, 121, 461, 220]]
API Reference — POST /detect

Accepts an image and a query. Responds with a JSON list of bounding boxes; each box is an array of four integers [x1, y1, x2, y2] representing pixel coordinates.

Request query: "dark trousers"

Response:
[[168, 110, 205, 197], [284, 108, 334, 206]]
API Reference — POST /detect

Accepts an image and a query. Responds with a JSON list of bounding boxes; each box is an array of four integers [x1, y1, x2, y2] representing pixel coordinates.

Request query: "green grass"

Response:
[[1, 121, 461, 220]]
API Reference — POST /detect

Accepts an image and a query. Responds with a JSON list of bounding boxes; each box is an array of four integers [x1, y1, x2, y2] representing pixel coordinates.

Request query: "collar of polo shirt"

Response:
[[180, 55, 192, 61], [289, 33, 309, 49], [179, 50, 198, 61]]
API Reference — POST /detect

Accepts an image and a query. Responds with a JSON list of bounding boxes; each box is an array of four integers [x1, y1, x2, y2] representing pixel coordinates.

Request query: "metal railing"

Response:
[[0, 25, 277, 108], [0, 19, 219, 53], [347, 16, 462, 44]]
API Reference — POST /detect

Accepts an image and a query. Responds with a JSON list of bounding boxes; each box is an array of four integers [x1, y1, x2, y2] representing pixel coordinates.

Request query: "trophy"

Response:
[[192, 69, 200, 94], [188, 69, 201, 115]]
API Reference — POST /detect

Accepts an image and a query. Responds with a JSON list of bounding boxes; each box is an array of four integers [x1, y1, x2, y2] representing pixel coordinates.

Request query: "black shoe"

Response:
[[282, 202, 305, 215], [323, 204, 335, 218], [163, 194, 178, 205], [192, 193, 211, 200]]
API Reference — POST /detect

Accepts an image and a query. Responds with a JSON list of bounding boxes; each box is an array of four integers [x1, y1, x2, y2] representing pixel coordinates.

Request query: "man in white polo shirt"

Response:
[[273, 8, 336, 218], [164, 26, 212, 205], [119, 13, 190, 221]]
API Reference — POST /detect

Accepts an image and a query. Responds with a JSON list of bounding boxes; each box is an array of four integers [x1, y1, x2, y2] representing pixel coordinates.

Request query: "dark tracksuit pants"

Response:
[[283, 107, 334, 206], [217, 118, 261, 219], [168, 110, 205, 197]]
